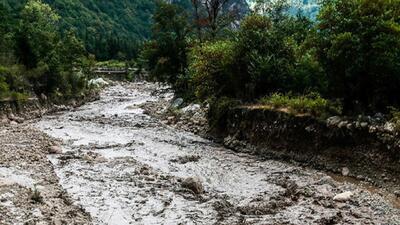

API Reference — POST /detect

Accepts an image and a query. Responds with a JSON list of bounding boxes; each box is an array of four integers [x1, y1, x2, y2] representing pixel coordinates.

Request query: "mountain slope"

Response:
[[2, 0, 156, 60]]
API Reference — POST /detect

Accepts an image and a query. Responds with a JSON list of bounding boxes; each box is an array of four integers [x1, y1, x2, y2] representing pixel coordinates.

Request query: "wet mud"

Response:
[[34, 82, 400, 225]]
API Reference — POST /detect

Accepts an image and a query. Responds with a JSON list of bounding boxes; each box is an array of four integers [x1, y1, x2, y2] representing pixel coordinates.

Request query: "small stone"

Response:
[[171, 98, 184, 108], [338, 121, 348, 128], [333, 191, 353, 202], [48, 145, 63, 154], [181, 177, 204, 194], [10, 121, 18, 126], [0, 117, 9, 124], [327, 116, 341, 126], [52, 218, 62, 225], [394, 191, 400, 198], [341, 167, 350, 176], [384, 122, 395, 132], [40, 93, 48, 101]]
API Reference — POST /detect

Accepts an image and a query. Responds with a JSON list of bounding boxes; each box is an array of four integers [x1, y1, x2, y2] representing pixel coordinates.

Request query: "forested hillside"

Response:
[[2, 0, 251, 60], [2, 0, 156, 60]]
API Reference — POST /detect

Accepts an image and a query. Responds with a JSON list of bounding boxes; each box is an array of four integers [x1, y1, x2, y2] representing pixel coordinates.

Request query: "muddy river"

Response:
[[35, 82, 400, 225]]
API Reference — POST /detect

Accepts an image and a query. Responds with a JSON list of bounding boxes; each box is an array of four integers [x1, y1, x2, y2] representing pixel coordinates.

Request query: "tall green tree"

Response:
[[142, 1, 190, 85], [0, 4, 15, 65], [316, 0, 400, 112], [17, 0, 60, 69]]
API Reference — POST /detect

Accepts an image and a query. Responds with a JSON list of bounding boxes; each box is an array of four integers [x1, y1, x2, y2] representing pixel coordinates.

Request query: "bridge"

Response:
[[92, 67, 133, 75]]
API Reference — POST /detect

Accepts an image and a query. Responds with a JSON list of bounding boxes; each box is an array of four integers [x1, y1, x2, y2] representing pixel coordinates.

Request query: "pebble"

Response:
[[48, 145, 63, 154], [333, 191, 354, 202], [342, 167, 350, 176]]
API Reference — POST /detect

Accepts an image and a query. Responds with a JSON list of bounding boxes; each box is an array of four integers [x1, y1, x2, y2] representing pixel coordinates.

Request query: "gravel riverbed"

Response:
[[0, 82, 399, 224]]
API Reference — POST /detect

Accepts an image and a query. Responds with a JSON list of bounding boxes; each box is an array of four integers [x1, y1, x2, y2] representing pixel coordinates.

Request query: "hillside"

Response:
[[2, 0, 156, 60], [2, 0, 251, 60]]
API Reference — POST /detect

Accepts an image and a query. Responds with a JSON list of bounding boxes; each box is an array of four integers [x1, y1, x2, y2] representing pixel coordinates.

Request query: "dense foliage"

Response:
[[3, 0, 156, 60], [316, 0, 400, 113], [143, 0, 400, 117], [0, 0, 89, 101]]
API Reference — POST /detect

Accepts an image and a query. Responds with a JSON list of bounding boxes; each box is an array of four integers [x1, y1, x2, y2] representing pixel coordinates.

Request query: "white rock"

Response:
[[327, 116, 341, 126], [9, 121, 18, 126], [181, 104, 201, 113], [333, 191, 353, 202], [384, 122, 395, 132], [88, 78, 109, 87], [341, 167, 350, 176]]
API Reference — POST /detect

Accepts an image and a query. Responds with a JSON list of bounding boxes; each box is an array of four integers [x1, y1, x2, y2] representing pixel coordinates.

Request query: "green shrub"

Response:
[[259, 92, 341, 118], [236, 14, 297, 99], [189, 40, 237, 101]]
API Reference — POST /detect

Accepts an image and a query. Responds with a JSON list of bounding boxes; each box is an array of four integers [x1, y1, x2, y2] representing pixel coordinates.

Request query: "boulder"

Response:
[[181, 104, 201, 113], [171, 98, 184, 108], [333, 191, 353, 202], [341, 167, 350, 176], [88, 78, 109, 88], [48, 145, 63, 154], [181, 176, 204, 194]]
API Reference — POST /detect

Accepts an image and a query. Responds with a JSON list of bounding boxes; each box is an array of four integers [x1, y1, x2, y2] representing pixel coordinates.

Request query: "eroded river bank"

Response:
[[1, 82, 400, 224]]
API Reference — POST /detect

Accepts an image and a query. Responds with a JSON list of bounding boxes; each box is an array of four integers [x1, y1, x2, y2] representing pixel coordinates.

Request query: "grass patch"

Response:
[[259, 92, 341, 118], [95, 60, 126, 68], [30, 185, 43, 204]]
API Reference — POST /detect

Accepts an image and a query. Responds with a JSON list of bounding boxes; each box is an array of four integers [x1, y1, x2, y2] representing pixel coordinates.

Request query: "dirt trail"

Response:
[[32, 82, 400, 225]]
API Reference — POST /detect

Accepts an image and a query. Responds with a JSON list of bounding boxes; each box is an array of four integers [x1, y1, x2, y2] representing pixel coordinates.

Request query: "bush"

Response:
[[236, 14, 297, 99], [189, 40, 237, 101], [0, 65, 29, 99], [259, 92, 341, 118]]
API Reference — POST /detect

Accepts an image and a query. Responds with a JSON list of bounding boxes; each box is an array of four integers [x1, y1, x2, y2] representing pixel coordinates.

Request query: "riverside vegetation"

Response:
[[141, 0, 400, 125]]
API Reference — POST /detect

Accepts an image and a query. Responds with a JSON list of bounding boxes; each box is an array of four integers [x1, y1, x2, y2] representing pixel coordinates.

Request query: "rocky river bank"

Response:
[[1, 81, 400, 224]]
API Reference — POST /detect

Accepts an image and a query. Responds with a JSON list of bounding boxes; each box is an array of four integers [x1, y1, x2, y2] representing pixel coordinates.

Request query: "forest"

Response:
[[142, 0, 400, 121]]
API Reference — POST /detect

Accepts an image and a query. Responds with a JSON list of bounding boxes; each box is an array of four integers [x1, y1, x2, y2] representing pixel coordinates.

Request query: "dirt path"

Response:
[[2, 82, 399, 224]]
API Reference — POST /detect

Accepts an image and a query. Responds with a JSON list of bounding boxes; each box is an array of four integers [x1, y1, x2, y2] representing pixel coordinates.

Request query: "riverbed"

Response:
[[35, 82, 400, 225]]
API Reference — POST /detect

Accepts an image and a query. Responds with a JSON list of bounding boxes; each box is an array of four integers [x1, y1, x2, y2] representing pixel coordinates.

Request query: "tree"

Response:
[[142, 1, 190, 85], [0, 5, 15, 65], [316, 0, 400, 112], [190, 0, 239, 39], [17, 0, 60, 69]]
